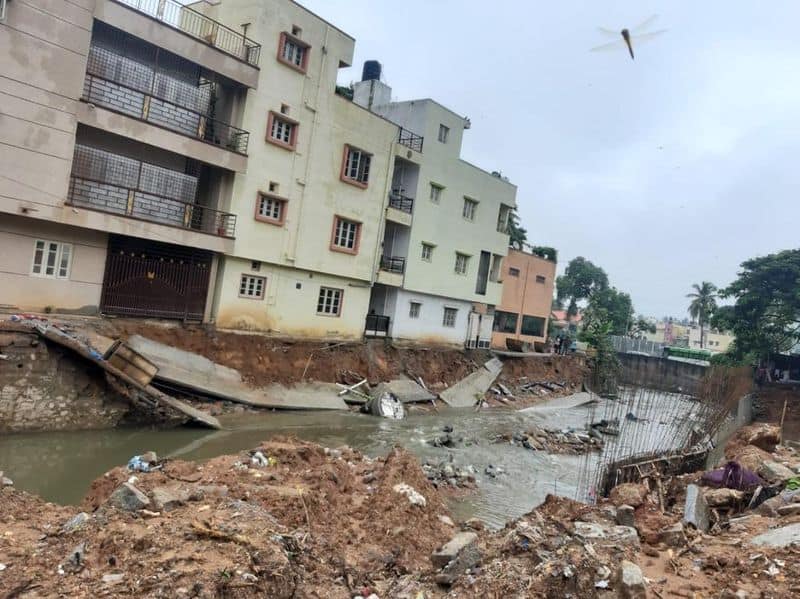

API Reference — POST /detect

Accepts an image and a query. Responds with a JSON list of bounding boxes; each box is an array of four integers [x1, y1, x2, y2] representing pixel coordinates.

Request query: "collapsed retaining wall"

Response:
[[0, 328, 129, 432], [617, 352, 707, 395]]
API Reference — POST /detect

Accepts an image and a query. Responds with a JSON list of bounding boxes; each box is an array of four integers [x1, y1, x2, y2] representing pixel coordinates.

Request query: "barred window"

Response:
[[317, 287, 343, 316], [409, 302, 421, 319], [256, 193, 286, 224], [454, 253, 469, 275], [443, 307, 458, 328], [278, 33, 310, 72], [269, 115, 295, 146], [342, 146, 371, 185], [239, 275, 265, 299]]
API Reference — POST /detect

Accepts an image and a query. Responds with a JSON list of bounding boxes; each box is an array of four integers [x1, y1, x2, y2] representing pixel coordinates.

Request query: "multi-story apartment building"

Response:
[[191, 0, 400, 339], [353, 69, 517, 346], [1, 0, 260, 320], [491, 248, 556, 351]]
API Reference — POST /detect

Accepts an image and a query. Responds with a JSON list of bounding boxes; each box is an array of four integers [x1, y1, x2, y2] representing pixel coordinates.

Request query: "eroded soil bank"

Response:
[[3, 425, 800, 598]]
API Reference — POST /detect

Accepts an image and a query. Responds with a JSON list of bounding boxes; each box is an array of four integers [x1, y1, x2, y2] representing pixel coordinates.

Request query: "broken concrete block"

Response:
[[616, 560, 646, 599], [574, 522, 640, 548], [431, 531, 478, 569], [434, 543, 481, 586], [750, 522, 800, 547], [777, 504, 800, 517], [658, 523, 685, 547], [616, 504, 635, 528], [758, 461, 796, 483], [108, 482, 150, 511], [151, 484, 203, 512], [393, 483, 426, 507], [609, 483, 647, 508], [704, 487, 745, 507], [683, 484, 710, 532]]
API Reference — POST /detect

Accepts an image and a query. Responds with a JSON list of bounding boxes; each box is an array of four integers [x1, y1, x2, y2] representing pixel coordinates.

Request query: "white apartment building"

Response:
[[353, 68, 517, 346], [193, 0, 402, 339]]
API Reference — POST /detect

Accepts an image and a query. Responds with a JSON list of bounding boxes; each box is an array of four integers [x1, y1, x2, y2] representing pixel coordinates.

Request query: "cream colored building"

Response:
[[0, 0, 259, 319], [191, 0, 401, 339], [352, 73, 517, 346]]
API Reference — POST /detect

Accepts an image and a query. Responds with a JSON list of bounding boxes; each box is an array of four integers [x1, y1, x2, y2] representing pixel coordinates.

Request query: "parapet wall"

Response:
[[617, 352, 708, 395]]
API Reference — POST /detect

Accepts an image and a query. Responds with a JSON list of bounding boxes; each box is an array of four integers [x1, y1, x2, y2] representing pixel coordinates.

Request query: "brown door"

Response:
[[101, 235, 212, 321]]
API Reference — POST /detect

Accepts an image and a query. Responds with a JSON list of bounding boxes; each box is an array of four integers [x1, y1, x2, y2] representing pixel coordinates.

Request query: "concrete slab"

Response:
[[750, 522, 800, 547], [127, 335, 348, 411], [374, 380, 436, 404], [440, 360, 501, 408]]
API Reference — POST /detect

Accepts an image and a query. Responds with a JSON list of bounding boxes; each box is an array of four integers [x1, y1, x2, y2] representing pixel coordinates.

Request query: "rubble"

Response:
[[107, 481, 150, 511], [616, 560, 647, 599], [494, 424, 603, 455]]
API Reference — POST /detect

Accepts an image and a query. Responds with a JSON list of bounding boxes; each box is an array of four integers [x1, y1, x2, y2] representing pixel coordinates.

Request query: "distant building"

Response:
[[643, 320, 733, 354], [550, 310, 582, 335], [491, 248, 556, 350]]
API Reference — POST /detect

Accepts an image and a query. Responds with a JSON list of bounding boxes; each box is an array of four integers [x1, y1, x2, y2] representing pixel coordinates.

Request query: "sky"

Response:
[[298, 0, 800, 319]]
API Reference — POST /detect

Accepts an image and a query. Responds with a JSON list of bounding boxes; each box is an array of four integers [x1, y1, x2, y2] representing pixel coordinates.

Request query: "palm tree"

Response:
[[687, 282, 718, 349]]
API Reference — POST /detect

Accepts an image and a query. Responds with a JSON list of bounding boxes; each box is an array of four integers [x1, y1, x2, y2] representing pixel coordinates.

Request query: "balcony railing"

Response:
[[398, 127, 424, 153], [67, 145, 236, 238], [380, 255, 406, 274], [365, 314, 391, 337], [116, 0, 261, 66], [83, 73, 249, 154], [388, 193, 414, 214]]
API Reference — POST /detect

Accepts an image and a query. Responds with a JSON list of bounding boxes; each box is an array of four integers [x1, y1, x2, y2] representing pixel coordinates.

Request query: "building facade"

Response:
[[1, 0, 259, 319], [491, 249, 556, 350], [193, 0, 401, 339], [353, 72, 517, 346]]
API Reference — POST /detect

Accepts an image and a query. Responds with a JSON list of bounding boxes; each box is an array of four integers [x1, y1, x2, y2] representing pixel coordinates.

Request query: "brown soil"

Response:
[[4, 429, 800, 598], [754, 385, 800, 442]]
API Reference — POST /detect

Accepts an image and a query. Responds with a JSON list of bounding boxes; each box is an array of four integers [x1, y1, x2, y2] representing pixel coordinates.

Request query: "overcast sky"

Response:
[[301, 0, 800, 319]]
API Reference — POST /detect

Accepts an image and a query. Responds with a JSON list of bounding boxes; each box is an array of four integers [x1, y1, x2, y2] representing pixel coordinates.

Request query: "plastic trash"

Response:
[[127, 455, 151, 472]]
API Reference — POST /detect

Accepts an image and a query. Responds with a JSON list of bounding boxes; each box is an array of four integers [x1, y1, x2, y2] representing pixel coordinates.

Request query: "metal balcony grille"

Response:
[[388, 193, 414, 214], [379, 255, 406, 274], [115, 0, 261, 66], [68, 144, 236, 238], [398, 127, 424, 152]]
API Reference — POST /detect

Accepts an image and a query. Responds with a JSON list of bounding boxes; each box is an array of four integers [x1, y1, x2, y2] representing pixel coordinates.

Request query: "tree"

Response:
[[582, 287, 634, 336], [717, 250, 800, 360], [629, 315, 657, 337], [556, 257, 609, 318], [507, 207, 527, 250], [687, 281, 718, 349], [581, 315, 621, 397], [530, 246, 557, 262]]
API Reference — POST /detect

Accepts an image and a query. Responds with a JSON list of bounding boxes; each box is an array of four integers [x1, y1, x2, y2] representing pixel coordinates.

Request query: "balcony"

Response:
[[380, 255, 406, 274], [388, 192, 414, 214], [398, 127, 424, 153], [67, 144, 236, 238], [115, 0, 261, 66]]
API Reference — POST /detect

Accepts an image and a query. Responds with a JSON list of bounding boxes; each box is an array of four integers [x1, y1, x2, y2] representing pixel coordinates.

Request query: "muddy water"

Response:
[[0, 391, 704, 529]]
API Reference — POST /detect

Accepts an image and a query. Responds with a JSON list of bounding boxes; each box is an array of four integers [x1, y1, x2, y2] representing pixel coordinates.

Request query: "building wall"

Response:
[[375, 288, 472, 346], [0, 215, 107, 314], [373, 100, 516, 307], [491, 249, 556, 349], [689, 326, 734, 353], [213, 256, 372, 339]]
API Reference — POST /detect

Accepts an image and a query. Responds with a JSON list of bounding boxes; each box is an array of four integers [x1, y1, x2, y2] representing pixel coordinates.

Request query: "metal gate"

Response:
[[101, 235, 213, 320]]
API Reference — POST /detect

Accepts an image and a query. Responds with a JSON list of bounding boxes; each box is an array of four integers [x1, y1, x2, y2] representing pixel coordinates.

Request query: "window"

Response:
[[267, 112, 298, 150], [421, 243, 434, 262], [317, 287, 343, 316], [493, 311, 518, 334], [508, 267, 520, 277], [278, 32, 310, 72], [430, 183, 443, 203], [341, 145, 372, 187], [442, 307, 458, 328], [438, 124, 449, 143], [239, 275, 266, 299], [463, 197, 478, 221], [256, 192, 287, 225], [31, 239, 72, 279], [331, 216, 361, 253], [536, 275, 546, 284], [455, 252, 469, 275], [521, 315, 546, 337], [497, 204, 512, 233], [409, 301, 421, 319]]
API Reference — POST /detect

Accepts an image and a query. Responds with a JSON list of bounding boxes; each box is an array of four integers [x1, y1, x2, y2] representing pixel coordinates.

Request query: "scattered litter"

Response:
[[393, 483, 427, 507]]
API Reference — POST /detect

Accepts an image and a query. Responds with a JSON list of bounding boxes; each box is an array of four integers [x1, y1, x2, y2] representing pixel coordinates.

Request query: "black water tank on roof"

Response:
[[362, 60, 382, 81]]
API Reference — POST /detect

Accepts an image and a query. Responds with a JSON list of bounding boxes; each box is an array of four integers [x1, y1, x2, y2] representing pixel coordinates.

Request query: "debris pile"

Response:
[[493, 424, 604, 454], [421, 457, 478, 490]]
